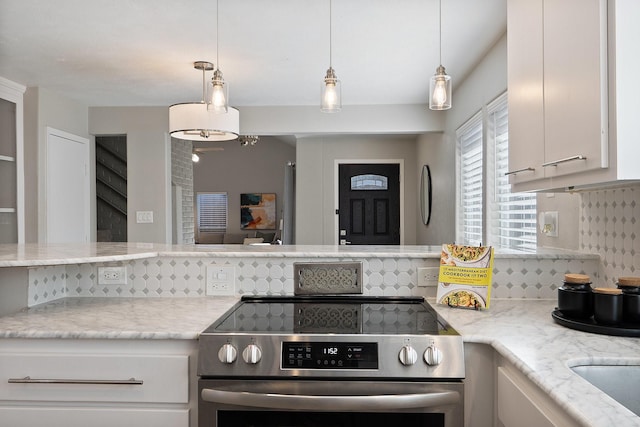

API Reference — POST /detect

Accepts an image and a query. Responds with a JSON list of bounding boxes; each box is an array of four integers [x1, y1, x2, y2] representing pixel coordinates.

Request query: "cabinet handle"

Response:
[[8, 376, 143, 385], [542, 155, 587, 168], [504, 167, 535, 176]]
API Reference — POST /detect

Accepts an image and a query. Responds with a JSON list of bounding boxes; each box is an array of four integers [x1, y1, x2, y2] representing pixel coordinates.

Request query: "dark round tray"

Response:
[[552, 309, 640, 337]]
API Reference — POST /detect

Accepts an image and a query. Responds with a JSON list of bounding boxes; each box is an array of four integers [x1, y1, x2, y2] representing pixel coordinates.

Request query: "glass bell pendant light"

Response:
[[208, 0, 229, 113], [321, 0, 341, 113], [429, 0, 452, 110]]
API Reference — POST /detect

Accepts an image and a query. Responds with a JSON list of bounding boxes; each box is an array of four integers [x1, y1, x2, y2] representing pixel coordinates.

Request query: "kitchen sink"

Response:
[[571, 364, 640, 416]]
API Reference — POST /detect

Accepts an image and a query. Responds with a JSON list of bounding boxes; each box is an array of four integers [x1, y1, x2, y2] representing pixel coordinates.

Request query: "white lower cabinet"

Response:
[[497, 365, 579, 427], [0, 339, 197, 427]]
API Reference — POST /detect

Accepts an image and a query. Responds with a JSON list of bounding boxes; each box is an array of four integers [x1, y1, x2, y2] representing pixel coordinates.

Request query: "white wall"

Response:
[[295, 134, 418, 245], [192, 136, 295, 236], [23, 87, 91, 243], [89, 107, 171, 243]]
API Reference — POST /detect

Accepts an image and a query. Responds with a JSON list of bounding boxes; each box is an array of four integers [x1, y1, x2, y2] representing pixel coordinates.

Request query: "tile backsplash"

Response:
[[580, 184, 640, 285], [28, 255, 599, 307]]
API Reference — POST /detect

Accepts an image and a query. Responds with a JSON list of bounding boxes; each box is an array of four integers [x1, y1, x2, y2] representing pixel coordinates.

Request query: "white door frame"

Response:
[[41, 127, 90, 243], [333, 159, 405, 245]]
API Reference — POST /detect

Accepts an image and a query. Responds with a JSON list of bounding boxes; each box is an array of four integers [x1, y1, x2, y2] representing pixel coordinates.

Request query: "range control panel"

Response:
[[282, 342, 378, 369]]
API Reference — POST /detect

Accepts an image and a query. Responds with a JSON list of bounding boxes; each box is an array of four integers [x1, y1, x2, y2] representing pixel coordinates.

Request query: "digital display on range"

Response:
[[282, 342, 378, 369]]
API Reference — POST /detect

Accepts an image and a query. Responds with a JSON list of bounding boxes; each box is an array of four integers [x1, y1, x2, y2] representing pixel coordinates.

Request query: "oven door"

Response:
[[199, 379, 464, 427]]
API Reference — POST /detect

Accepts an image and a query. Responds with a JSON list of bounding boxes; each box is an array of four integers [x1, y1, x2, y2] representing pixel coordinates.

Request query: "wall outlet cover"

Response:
[[206, 265, 236, 296], [98, 266, 127, 285], [417, 267, 440, 287]]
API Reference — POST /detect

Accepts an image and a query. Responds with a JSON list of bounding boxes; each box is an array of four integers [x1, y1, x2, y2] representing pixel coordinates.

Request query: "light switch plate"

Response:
[[136, 211, 154, 223]]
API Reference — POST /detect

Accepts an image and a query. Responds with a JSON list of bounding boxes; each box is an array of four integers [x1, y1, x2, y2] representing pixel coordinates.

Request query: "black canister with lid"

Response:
[[557, 273, 593, 319], [593, 287, 623, 325], [617, 276, 640, 324]]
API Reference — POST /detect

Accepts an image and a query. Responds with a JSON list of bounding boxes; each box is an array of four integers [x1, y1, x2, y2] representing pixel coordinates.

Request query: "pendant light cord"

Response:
[[216, 0, 220, 69], [329, 0, 333, 68], [438, 0, 442, 66]]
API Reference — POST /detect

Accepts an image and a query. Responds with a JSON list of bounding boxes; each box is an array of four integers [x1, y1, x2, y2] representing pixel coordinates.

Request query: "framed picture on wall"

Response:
[[240, 193, 277, 230]]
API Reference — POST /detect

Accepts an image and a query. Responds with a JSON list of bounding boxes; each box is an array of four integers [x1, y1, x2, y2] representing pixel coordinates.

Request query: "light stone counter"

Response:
[[0, 296, 637, 426], [0, 242, 597, 267], [0, 296, 238, 339], [433, 300, 640, 427]]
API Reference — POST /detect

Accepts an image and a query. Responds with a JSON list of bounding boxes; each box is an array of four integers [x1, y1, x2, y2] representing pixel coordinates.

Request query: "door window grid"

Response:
[[350, 174, 388, 190]]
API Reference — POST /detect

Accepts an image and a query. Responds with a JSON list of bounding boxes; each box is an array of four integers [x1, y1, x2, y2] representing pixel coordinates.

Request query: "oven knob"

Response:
[[398, 345, 418, 366], [218, 343, 237, 364], [242, 344, 263, 364], [424, 345, 443, 366]]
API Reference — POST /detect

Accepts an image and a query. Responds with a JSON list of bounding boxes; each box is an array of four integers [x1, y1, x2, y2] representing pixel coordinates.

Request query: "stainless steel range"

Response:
[[197, 263, 465, 427]]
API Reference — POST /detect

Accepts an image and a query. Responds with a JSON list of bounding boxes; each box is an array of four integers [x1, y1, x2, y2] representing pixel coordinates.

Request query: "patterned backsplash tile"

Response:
[[580, 184, 640, 285], [28, 254, 599, 307]]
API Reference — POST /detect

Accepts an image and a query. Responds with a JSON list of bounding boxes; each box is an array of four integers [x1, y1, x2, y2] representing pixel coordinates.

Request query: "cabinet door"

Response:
[[543, 0, 608, 178], [0, 407, 188, 427], [507, 0, 545, 185]]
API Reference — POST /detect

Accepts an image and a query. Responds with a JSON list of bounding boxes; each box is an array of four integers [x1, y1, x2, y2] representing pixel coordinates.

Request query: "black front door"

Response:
[[338, 163, 400, 245]]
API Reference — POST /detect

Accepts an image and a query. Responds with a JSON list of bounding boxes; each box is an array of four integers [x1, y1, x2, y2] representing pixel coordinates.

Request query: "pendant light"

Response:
[[429, 0, 452, 110], [321, 0, 341, 113], [209, 0, 229, 113], [169, 61, 239, 142]]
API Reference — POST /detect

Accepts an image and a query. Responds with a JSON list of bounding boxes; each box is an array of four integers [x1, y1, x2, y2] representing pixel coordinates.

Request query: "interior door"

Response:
[[45, 128, 90, 243], [338, 164, 400, 245]]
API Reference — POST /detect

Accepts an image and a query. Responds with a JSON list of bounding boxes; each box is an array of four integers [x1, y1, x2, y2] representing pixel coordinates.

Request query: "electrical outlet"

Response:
[[98, 266, 127, 285], [417, 267, 440, 287], [206, 266, 236, 296]]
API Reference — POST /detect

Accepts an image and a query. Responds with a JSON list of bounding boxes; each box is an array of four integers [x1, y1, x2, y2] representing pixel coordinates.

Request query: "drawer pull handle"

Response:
[[8, 376, 143, 385], [504, 167, 535, 176], [542, 155, 587, 167]]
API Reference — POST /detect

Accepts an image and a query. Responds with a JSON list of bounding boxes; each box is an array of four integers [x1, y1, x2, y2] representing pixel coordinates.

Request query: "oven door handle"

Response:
[[201, 388, 461, 411]]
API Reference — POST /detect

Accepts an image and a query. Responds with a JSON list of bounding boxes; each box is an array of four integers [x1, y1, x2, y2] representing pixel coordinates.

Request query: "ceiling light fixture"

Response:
[[169, 61, 239, 142], [208, 0, 229, 113], [429, 0, 452, 111], [238, 135, 259, 146], [321, 0, 341, 113]]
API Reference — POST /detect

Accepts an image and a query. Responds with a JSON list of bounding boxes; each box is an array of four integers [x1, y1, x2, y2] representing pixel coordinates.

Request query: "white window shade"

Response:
[[197, 192, 228, 233], [489, 94, 536, 251], [457, 113, 483, 246]]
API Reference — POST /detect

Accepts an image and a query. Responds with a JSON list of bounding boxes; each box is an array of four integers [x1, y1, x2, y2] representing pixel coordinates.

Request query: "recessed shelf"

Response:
[[0, 208, 16, 213], [0, 155, 16, 162]]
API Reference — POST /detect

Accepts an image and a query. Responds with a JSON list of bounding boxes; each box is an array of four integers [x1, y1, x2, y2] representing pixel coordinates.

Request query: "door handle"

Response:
[[339, 239, 351, 245]]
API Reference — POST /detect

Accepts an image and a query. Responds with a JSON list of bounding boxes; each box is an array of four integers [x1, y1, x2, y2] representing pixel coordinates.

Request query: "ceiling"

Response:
[[0, 0, 506, 109]]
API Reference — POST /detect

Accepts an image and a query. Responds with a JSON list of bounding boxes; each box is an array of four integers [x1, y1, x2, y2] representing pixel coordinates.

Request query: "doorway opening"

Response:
[[96, 135, 127, 242], [337, 162, 401, 245]]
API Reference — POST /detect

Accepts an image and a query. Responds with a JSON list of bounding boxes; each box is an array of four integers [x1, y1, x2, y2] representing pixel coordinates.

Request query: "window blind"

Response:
[[197, 192, 228, 233], [489, 96, 537, 251], [458, 114, 484, 246]]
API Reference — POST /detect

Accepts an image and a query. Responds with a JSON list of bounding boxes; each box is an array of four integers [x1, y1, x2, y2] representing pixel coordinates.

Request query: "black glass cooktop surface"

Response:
[[204, 295, 457, 335]]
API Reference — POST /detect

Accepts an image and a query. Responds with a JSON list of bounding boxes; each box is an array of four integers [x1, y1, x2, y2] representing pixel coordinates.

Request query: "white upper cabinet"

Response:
[[0, 77, 25, 243], [508, 0, 640, 192]]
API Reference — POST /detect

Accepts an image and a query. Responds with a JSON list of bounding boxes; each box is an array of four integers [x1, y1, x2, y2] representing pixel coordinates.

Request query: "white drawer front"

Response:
[[0, 406, 189, 427], [0, 353, 188, 403]]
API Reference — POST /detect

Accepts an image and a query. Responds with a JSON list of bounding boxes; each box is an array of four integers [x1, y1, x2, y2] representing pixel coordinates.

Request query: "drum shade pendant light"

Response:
[[208, 0, 229, 113], [321, 0, 341, 113], [169, 61, 239, 141], [429, 0, 452, 110]]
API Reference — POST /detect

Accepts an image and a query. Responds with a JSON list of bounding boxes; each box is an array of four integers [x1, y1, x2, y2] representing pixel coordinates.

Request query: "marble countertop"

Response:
[[0, 242, 598, 267], [433, 300, 640, 427], [0, 297, 238, 340], [0, 296, 636, 426]]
